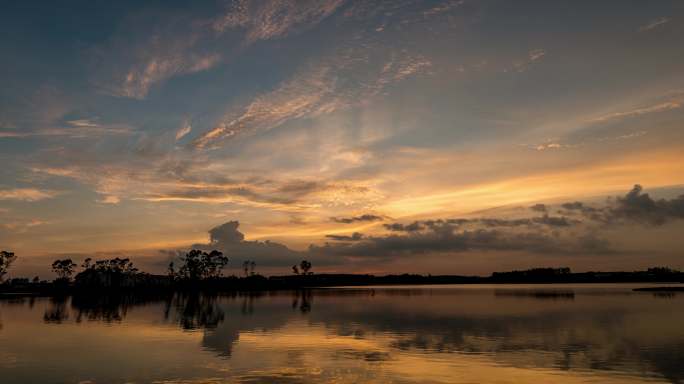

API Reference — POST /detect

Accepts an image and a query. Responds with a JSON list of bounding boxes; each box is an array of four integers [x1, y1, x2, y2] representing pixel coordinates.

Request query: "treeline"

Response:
[[488, 267, 684, 283], [0, 249, 319, 292], [1, 249, 683, 294]]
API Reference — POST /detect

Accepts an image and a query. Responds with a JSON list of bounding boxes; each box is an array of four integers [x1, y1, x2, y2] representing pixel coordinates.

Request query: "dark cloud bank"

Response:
[[330, 214, 384, 224], [172, 185, 684, 269], [563, 184, 684, 226]]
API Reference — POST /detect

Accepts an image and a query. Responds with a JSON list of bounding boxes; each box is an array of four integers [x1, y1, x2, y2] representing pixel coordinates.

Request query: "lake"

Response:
[[1, 284, 683, 383]]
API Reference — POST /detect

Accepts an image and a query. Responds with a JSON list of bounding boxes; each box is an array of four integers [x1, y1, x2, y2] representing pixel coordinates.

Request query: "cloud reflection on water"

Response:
[[0, 286, 682, 383]]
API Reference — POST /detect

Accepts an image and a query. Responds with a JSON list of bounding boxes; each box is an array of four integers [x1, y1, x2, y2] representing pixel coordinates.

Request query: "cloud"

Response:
[[99, 195, 121, 204], [560, 201, 597, 214], [506, 49, 545, 73], [140, 179, 347, 210], [0, 188, 58, 201], [557, 185, 684, 226], [384, 221, 427, 232], [529, 204, 547, 212], [62, 183, 680, 271], [638, 17, 670, 32], [115, 53, 221, 99], [193, 50, 432, 148], [535, 143, 563, 151], [192, 64, 339, 148], [590, 99, 681, 122], [208, 221, 245, 244], [190, 221, 301, 267], [29, 159, 380, 210], [528, 49, 546, 62], [331, 214, 384, 224], [525, 130, 648, 152], [92, 8, 223, 99], [98, 0, 346, 99], [67, 119, 98, 127], [384, 215, 577, 232], [0, 219, 48, 232], [480, 215, 576, 228], [562, 201, 584, 210], [0, 121, 133, 139], [604, 184, 684, 226], [309, 225, 611, 259], [213, 0, 347, 44], [325, 232, 364, 241], [422, 0, 466, 17], [175, 120, 192, 141], [179, 215, 609, 269]]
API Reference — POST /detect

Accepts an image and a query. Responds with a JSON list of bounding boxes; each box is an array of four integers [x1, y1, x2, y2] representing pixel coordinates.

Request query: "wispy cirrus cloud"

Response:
[[638, 17, 670, 32], [193, 52, 432, 148], [0, 188, 58, 201], [175, 120, 192, 141], [98, 0, 348, 99], [590, 99, 681, 122], [192, 64, 338, 148], [30, 162, 382, 211], [141, 180, 381, 212], [505, 49, 545, 73], [213, 0, 347, 44], [0, 219, 49, 232], [526, 130, 648, 152], [93, 13, 220, 99], [117, 53, 221, 99], [0, 119, 133, 139]]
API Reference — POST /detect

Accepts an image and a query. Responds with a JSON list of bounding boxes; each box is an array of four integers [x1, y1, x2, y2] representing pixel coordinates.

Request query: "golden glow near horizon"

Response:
[[1, 1, 684, 276], [4, 292, 680, 383]]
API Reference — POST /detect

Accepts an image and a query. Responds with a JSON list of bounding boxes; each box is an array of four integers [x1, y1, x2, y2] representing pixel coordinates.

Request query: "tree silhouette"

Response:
[[243, 260, 256, 276], [86, 257, 138, 274], [177, 250, 228, 280], [168, 261, 175, 280], [73, 257, 141, 288], [0, 251, 17, 283], [299, 260, 312, 275], [292, 265, 300, 275], [52, 259, 77, 281]]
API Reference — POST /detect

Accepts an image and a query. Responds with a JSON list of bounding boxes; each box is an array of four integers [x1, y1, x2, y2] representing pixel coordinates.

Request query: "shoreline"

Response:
[[2, 280, 683, 298]]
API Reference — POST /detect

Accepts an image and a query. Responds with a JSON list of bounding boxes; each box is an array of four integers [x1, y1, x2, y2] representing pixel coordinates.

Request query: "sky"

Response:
[[1, 0, 683, 278]]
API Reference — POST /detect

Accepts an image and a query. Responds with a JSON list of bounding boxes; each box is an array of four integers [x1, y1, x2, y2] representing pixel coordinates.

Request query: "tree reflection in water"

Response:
[[164, 293, 225, 330], [12, 287, 684, 383]]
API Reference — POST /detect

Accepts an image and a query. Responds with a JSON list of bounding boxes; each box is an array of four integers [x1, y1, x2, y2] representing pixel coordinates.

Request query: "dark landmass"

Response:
[[633, 286, 684, 292], [1, 267, 682, 297]]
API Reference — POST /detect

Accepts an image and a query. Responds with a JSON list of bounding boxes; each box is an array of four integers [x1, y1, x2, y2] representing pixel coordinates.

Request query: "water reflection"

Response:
[[165, 293, 225, 330], [2, 285, 684, 383], [494, 289, 575, 300], [43, 296, 69, 323]]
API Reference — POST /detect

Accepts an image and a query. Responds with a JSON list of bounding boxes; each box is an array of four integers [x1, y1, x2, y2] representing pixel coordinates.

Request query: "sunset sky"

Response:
[[1, 0, 683, 278]]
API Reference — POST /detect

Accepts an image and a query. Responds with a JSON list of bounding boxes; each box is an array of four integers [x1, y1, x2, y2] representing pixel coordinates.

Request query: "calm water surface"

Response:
[[1, 284, 683, 383]]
